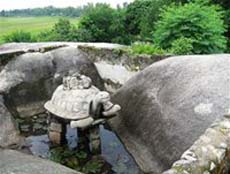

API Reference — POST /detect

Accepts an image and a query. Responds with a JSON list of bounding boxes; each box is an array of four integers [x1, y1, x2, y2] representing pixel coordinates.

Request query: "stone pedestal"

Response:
[[88, 125, 101, 155], [48, 115, 67, 146]]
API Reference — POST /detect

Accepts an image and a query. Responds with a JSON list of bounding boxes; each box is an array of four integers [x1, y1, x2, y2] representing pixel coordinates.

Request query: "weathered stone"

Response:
[[0, 95, 21, 147], [49, 131, 62, 145], [20, 124, 31, 132], [0, 149, 82, 174], [162, 118, 230, 174], [49, 122, 62, 132], [110, 55, 230, 173], [45, 73, 120, 129], [95, 61, 136, 93], [88, 125, 101, 154]]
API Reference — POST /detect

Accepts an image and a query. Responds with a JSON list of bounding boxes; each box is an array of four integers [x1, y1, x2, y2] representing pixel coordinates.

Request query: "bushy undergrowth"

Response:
[[169, 37, 194, 55], [130, 42, 166, 55], [154, 2, 227, 54], [4, 30, 34, 42]]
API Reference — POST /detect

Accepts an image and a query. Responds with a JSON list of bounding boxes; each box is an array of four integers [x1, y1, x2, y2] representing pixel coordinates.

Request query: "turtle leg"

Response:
[[48, 115, 67, 146], [88, 125, 101, 155]]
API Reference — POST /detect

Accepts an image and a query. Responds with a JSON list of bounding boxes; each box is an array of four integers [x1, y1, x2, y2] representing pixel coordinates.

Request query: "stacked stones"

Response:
[[163, 115, 230, 174], [19, 112, 48, 135]]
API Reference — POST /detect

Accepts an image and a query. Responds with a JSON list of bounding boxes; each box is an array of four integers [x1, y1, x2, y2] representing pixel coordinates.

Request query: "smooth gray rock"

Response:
[[110, 55, 230, 174], [0, 46, 104, 118], [95, 61, 136, 92], [0, 95, 21, 147], [0, 149, 82, 174]]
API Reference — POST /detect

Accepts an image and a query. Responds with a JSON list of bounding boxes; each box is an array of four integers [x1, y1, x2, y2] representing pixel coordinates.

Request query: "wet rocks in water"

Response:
[[110, 55, 230, 174]]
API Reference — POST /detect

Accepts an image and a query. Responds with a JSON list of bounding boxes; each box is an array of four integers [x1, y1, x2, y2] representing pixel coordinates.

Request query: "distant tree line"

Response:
[[0, 6, 84, 17]]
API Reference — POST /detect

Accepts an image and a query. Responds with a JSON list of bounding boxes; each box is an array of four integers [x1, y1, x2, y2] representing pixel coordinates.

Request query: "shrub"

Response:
[[154, 2, 227, 54], [110, 8, 131, 45], [53, 18, 73, 40], [69, 28, 93, 42], [37, 30, 57, 41], [169, 37, 194, 55], [4, 30, 34, 42], [125, 0, 170, 41], [130, 42, 165, 55], [225, 10, 230, 52], [37, 18, 78, 42], [78, 3, 116, 42]]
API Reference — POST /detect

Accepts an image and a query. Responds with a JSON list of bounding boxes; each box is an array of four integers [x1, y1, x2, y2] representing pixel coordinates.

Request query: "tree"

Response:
[[0, 6, 84, 17], [53, 18, 72, 40], [124, 0, 180, 41], [78, 3, 116, 42], [110, 8, 131, 44], [0, 10, 6, 17], [154, 2, 227, 54], [38, 18, 76, 41]]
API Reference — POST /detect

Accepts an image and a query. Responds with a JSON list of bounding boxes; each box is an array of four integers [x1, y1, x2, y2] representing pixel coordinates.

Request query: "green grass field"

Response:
[[0, 16, 79, 43]]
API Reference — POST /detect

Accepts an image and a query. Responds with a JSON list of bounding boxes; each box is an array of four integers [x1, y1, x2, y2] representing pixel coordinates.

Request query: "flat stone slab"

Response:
[[0, 149, 82, 174]]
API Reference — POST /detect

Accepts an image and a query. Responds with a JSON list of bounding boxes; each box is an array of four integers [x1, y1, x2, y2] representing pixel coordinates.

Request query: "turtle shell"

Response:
[[44, 84, 100, 120]]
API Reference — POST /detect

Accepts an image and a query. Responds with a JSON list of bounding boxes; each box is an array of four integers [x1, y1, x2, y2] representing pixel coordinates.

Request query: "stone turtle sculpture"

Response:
[[44, 73, 121, 153]]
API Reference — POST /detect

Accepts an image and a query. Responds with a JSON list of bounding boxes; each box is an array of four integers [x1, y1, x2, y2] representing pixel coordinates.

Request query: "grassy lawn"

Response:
[[0, 16, 79, 44]]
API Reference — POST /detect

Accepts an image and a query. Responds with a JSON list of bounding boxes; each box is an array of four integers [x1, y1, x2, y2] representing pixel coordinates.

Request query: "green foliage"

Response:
[[2, 0, 229, 54], [3, 30, 34, 42], [49, 146, 110, 174], [38, 18, 78, 41], [82, 160, 104, 174], [0, 16, 79, 43], [110, 8, 131, 44], [125, 0, 152, 36], [37, 30, 57, 42], [79, 3, 116, 42], [225, 9, 230, 52], [49, 146, 87, 170], [70, 28, 94, 42], [54, 18, 72, 37], [130, 42, 166, 55], [169, 37, 194, 55], [125, 0, 180, 41], [154, 2, 227, 54]]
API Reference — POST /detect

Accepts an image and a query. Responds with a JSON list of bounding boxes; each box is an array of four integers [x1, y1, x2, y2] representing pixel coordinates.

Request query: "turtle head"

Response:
[[95, 91, 111, 104]]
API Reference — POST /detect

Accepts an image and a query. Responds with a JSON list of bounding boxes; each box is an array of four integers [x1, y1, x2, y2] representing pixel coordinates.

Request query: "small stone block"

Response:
[[49, 131, 62, 145], [49, 122, 62, 132]]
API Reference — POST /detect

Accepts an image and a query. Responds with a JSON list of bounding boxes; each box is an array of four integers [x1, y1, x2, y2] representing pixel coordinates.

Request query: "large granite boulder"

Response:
[[110, 55, 230, 174], [0, 149, 82, 174]]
